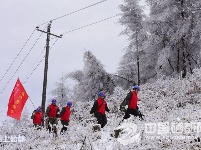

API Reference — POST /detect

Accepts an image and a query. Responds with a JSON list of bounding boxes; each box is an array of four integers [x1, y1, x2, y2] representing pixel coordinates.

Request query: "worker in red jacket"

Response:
[[123, 85, 144, 120], [31, 106, 43, 129], [45, 99, 60, 133], [90, 91, 110, 128], [59, 101, 72, 134]]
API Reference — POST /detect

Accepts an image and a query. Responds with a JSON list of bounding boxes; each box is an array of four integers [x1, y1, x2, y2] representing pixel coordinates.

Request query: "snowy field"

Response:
[[1, 69, 201, 149]]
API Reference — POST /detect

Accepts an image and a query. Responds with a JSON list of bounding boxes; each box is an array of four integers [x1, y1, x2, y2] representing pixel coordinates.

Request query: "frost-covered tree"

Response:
[[50, 75, 71, 108], [117, 48, 137, 89], [82, 51, 115, 101], [146, 0, 201, 78], [66, 70, 87, 102], [66, 51, 115, 101], [118, 0, 147, 85]]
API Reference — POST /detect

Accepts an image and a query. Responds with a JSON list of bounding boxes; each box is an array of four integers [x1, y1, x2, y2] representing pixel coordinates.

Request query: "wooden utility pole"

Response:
[[136, 29, 140, 85], [36, 21, 62, 125]]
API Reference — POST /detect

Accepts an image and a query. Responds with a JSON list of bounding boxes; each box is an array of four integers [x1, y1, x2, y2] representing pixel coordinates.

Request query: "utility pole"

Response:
[[36, 21, 62, 125], [136, 29, 140, 85]]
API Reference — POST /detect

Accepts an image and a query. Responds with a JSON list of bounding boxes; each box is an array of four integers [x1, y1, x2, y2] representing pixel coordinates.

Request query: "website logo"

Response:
[[116, 123, 141, 145]]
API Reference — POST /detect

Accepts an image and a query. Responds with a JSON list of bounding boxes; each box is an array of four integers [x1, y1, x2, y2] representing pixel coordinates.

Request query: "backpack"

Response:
[[119, 91, 132, 112], [120, 99, 127, 112], [31, 110, 36, 119]]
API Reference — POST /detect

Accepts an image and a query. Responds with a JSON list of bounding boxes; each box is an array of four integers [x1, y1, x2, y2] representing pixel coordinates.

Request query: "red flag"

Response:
[[7, 78, 28, 120]]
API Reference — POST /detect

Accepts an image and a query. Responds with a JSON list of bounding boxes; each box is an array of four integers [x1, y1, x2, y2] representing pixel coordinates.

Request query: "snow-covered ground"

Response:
[[1, 69, 201, 149]]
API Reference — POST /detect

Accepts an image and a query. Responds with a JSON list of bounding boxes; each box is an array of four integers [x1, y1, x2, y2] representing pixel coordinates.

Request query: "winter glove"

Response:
[[31, 112, 35, 119], [90, 111, 93, 114]]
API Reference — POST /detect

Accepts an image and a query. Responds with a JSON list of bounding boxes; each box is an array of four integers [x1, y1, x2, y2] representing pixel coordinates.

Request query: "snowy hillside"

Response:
[[1, 69, 201, 149]]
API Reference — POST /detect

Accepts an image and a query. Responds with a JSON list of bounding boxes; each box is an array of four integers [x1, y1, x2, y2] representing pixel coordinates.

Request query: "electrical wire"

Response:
[[0, 11, 119, 113], [27, 8, 120, 82], [37, 0, 107, 27], [23, 15, 119, 83], [0, 39, 59, 114], [0, 29, 36, 84], [28, 97, 36, 110], [0, 30, 45, 95], [62, 14, 119, 35], [0, 104, 8, 114], [24, 45, 46, 82], [23, 39, 59, 84]]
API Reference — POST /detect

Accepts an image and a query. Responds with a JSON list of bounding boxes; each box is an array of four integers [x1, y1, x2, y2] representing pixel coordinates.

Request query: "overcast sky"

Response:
[[0, 0, 149, 124]]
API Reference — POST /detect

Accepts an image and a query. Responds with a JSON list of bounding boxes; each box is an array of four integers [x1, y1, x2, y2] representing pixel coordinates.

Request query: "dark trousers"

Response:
[[33, 124, 42, 130], [60, 120, 69, 134], [95, 113, 107, 128], [46, 117, 58, 133], [123, 108, 143, 119]]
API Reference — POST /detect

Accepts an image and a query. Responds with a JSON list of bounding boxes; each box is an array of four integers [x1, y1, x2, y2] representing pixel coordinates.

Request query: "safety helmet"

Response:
[[133, 85, 140, 91], [52, 99, 56, 104], [36, 106, 41, 112], [98, 91, 105, 97], [67, 101, 72, 107]]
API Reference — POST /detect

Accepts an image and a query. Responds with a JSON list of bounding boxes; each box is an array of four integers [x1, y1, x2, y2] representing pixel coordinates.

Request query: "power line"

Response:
[[0, 28, 48, 114], [24, 45, 46, 82], [0, 0, 113, 114], [23, 39, 59, 84], [0, 12, 119, 112], [28, 97, 36, 109], [0, 39, 59, 114], [0, 104, 8, 114], [62, 14, 119, 35], [23, 15, 119, 82], [37, 0, 107, 27], [18, 14, 119, 92], [0, 29, 36, 84], [0, 30, 45, 95], [23, 14, 120, 86]]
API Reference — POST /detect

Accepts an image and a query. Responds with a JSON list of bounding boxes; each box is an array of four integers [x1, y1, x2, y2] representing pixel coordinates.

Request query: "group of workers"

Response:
[[31, 85, 142, 134]]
